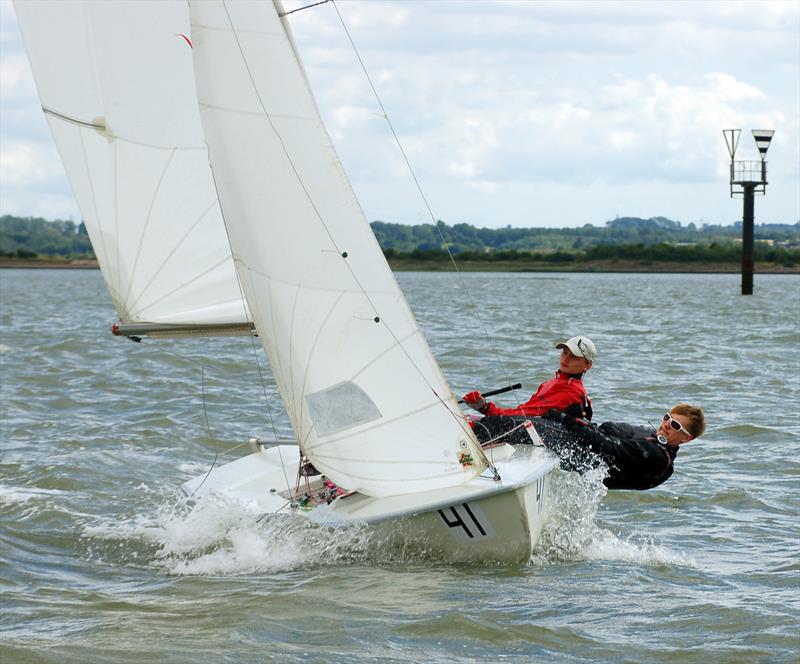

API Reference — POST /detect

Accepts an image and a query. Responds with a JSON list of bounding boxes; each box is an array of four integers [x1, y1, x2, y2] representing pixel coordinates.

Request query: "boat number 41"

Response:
[[437, 503, 497, 541], [438, 478, 546, 542]]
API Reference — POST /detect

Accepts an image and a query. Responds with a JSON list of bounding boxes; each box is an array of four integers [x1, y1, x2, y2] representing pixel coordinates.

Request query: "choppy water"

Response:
[[1, 269, 798, 662]]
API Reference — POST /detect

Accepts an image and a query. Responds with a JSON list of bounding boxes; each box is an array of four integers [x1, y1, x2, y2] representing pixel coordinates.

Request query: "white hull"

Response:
[[184, 442, 558, 564]]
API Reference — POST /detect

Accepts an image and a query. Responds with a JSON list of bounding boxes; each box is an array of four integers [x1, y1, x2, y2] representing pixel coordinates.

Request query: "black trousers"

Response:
[[472, 416, 545, 445], [473, 416, 599, 472]]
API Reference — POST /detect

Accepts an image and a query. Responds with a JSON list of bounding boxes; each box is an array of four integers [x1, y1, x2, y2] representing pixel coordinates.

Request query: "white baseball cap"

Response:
[[555, 336, 597, 363]]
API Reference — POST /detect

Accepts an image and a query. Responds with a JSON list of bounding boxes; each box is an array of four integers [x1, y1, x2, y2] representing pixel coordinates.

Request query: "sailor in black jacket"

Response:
[[539, 403, 706, 490]]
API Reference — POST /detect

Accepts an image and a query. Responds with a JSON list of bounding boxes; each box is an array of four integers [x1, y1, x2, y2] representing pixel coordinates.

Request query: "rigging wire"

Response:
[[329, 1, 524, 412], [128, 335, 291, 498], [189, 360, 219, 497], [237, 284, 296, 496], [219, 0, 491, 472], [195, 1, 296, 496]]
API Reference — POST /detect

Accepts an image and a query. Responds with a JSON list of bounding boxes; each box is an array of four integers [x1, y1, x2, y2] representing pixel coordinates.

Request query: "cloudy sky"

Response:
[[1, 0, 798, 229]]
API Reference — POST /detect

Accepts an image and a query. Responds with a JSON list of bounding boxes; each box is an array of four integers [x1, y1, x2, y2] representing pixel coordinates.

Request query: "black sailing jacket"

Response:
[[473, 415, 679, 490], [545, 419, 679, 490], [582, 422, 677, 489]]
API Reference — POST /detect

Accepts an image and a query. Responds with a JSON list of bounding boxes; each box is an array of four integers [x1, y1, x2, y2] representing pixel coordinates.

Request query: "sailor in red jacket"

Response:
[[462, 335, 596, 421]]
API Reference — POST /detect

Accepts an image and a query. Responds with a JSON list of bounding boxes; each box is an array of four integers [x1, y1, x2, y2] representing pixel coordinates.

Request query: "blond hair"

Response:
[[671, 403, 706, 438]]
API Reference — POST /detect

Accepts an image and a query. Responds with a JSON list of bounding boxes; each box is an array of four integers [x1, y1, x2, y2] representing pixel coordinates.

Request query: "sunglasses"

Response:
[[663, 413, 692, 437]]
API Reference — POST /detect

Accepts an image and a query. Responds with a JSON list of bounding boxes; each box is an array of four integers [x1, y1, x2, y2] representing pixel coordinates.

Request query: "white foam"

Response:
[[80, 463, 695, 574], [177, 462, 211, 475], [82, 490, 372, 575], [532, 469, 696, 568], [0, 484, 63, 505], [582, 533, 695, 567]]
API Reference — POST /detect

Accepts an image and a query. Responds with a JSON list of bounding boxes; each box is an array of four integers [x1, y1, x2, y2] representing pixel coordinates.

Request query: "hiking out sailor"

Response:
[[462, 336, 596, 442], [536, 403, 706, 490]]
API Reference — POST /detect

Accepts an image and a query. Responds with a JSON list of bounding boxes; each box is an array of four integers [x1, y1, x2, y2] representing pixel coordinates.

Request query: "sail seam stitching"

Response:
[[221, 0, 479, 462], [130, 254, 231, 317], [76, 129, 119, 314], [120, 149, 177, 307], [296, 291, 347, 443], [331, 0, 503, 473], [126, 199, 219, 317], [348, 329, 417, 383], [287, 284, 300, 422], [306, 400, 440, 449]]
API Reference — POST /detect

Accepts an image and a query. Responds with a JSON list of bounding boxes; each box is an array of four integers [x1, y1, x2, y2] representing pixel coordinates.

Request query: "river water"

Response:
[[1, 269, 798, 662]]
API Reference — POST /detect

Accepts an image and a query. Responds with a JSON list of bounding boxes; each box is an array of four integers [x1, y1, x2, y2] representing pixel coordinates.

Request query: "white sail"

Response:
[[189, 0, 487, 496], [14, 1, 250, 328]]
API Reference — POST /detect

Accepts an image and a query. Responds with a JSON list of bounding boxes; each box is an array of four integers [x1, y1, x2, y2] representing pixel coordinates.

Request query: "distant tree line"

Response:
[[0, 215, 93, 258], [2, 214, 798, 265], [385, 243, 799, 266], [371, 217, 800, 253]]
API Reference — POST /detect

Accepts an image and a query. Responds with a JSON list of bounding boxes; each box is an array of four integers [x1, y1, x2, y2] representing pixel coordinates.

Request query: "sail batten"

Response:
[[43, 107, 106, 130], [189, 0, 486, 497]]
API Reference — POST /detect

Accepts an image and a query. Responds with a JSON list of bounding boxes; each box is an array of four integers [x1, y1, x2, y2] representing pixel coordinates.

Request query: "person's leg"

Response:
[[472, 416, 533, 445]]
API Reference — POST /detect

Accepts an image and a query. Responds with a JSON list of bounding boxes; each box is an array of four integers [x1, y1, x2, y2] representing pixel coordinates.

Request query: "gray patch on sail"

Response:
[[305, 381, 382, 436]]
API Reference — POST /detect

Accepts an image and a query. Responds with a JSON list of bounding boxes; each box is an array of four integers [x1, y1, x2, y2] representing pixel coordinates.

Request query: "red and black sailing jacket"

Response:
[[482, 370, 592, 421]]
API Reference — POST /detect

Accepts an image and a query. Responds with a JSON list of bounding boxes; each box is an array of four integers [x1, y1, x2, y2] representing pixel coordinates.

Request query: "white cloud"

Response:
[[2, 0, 797, 227], [0, 51, 32, 97], [705, 72, 766, 102], [0, 140, 77, 219], [0, 141, 47, 186], [608, 130, 640, 151], [465, 180, 500, 195]]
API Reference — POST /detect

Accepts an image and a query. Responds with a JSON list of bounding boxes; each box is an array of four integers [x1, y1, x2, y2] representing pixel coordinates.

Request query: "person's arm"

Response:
[[485, 381, 551, 417], [540, 415, 674, 489], [539, 413, 637, 466], [482, 381, 545, 416], [592, 423, 674, 489], [536, 412, 602, 471], [462, 390, 488, 413], [482, 400, 506, 416]]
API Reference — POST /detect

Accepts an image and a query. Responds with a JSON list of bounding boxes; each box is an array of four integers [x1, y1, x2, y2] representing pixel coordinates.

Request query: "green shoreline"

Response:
[[0, 258, 100, 269], [2, 257, 798, 274], [386, 259, 800, 274]]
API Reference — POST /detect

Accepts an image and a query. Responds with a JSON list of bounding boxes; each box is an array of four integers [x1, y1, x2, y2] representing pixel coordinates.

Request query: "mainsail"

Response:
[[189, 0, 487, 496], [14, 1, 251, 332]]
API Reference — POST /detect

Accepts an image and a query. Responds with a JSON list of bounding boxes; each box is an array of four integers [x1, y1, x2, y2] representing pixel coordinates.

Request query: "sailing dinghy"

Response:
[[17, 0, 557, 563]]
